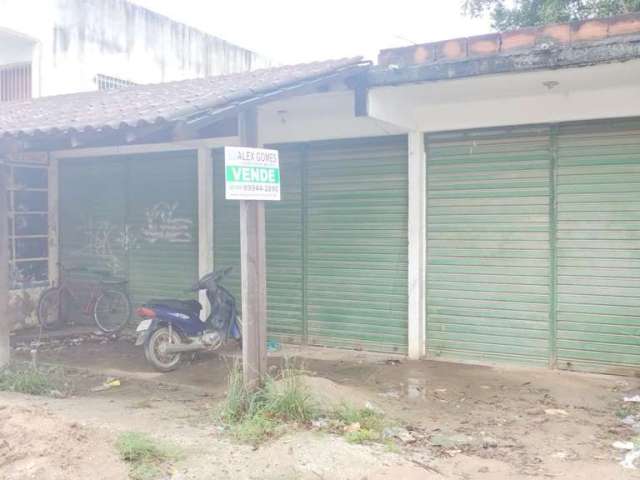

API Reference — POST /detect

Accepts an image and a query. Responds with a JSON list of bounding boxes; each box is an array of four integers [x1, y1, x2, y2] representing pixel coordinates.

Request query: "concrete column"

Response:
[[407, 131, 426, 360], [197, 147, 215, 320], [0, 162, 9, 366], [48, 156, 59, 287]]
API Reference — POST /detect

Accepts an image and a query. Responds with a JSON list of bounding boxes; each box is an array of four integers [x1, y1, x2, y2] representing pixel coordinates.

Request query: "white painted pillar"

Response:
[[407, 131, 426, 359], [197, 147, 214, 320]]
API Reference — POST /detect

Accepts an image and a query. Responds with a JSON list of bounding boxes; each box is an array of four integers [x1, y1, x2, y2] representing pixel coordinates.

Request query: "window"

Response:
[[8, 164, 49, 289], [0, 63, 32, 102], [95, 74, 136, 91]]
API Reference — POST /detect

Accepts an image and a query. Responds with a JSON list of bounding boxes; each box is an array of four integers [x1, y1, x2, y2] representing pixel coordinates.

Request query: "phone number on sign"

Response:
[[230, 184, 279, 192]]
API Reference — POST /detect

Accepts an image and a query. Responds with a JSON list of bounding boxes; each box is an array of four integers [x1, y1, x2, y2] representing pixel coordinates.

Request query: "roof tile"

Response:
[[0, 57, 363, 138]]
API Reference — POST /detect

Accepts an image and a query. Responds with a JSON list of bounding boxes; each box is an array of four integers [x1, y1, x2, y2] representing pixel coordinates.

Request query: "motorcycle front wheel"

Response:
[[144, 327, 182, 372]]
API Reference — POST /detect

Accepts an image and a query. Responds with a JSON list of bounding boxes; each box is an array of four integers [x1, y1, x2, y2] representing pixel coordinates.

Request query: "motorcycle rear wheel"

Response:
[[144, 327, 182, 372]]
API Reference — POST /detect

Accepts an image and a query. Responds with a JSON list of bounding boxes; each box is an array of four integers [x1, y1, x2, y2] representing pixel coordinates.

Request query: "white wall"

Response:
[[258, 90, 406, 145], [369, 59, 640, 133], [0, 0, 270, 97]]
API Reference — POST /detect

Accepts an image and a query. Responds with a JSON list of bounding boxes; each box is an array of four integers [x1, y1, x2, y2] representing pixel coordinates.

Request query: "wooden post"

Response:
[[0, 161, 9, 367], [238, 108, 268, 387]]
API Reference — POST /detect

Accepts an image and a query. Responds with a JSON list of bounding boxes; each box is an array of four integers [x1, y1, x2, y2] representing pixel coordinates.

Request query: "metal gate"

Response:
[[59, 151, 199, 312], [304, 137, 408, 352], [126, 151, 198, 308], [425, 128, 553, 366], [425, 120, 640, 372], [556, 120, 640, 374], [212, 136, 408, 352], [213, 147, 305, 344]]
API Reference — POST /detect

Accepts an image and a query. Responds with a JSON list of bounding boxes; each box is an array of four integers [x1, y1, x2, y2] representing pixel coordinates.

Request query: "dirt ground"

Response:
[[4, 334, 640, 479]]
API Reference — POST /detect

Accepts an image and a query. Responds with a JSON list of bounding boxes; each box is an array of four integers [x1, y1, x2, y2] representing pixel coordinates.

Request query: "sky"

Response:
[[131, 0, 491, 64]]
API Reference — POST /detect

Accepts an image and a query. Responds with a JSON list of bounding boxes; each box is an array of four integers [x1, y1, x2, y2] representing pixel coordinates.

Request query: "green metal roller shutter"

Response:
[[213, 150, 242, 302], [426, 128, 552, 366], [59, 157, 128, 324], [127, 151, 198, 308], [305, 137, 408, 353], [213, 148, 305, 343], [556, 120, 640, 374], [59, 157, 128, 276], [264, 147, 304, 343]]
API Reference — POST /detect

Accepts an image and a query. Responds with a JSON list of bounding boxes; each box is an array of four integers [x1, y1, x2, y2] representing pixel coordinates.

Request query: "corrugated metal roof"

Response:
[[0, 57, 365, 138]]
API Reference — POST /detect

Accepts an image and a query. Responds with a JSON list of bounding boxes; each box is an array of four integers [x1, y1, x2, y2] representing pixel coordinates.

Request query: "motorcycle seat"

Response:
[[148, 299, 202, 314]]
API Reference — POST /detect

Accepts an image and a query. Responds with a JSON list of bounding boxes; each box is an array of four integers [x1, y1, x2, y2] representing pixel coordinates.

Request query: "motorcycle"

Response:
[[134, 267, 241, 372]]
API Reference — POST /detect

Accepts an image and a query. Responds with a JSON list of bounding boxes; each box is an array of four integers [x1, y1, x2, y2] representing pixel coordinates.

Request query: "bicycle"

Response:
[[37, 264, 132, 333]]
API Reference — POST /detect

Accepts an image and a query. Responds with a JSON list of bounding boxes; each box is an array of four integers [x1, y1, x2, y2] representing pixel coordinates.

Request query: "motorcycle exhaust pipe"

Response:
[[163, 342, 204, 354]]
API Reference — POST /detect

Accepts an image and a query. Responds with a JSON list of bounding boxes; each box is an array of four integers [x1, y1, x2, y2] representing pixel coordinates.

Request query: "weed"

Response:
[[384, 439, 401, 453], [232, 411, 279, 444], [220, 363, 393, 447], [262, 368, 316, 423], [334, 403, 388, 444], [0, 362, 70, 397], [128, 463, 164, 480], [617, 405, 639, 419], [115, 431, 182, 480], [220, 362, 316, 445], [334, 403, 385, 432], [345, 428, 381, 444]]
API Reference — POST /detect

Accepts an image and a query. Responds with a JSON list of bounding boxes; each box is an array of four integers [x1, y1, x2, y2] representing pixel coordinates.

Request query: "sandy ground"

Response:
[[3, 335, 640, 479]]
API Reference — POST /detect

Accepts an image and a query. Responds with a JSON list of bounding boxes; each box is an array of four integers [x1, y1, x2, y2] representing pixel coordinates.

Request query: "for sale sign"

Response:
[[224, 147, 281, 201]]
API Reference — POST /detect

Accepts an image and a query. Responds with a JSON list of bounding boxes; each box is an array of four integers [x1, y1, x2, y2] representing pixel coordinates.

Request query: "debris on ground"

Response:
[[624, 395, 640, 403], [621, 415, 640, 432], [266, 339, 281, 352], [13, 331, 120, 355], [429, 432, 474, 449], [544, 408, 569, 416], [344, 422, 361, 433], [621, 448, 640, 469], [383, 359, 402, 366], [382, 426, 416, 444], [613, 441, 635, 450], [91, 378, 121, 392]]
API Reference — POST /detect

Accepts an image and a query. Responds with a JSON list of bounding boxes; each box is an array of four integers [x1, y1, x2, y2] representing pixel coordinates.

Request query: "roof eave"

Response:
[[367, 35, 640, 87]]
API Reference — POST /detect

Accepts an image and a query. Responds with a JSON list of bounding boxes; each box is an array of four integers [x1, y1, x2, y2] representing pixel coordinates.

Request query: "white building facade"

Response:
[[0, 0, 270, 100]]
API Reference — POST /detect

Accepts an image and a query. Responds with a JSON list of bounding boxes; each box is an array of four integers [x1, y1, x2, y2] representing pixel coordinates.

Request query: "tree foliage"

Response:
[[463, 0, 640, 31]]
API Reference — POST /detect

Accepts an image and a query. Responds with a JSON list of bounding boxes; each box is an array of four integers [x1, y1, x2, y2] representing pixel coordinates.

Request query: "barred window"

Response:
[[0, 63, 32, 102], [8, 164, 49, 289], [95, 74, 136, 91]]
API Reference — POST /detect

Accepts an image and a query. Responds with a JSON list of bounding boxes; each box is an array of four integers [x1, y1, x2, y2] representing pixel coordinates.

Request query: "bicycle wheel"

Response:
[[37, 287, 71, 330], [93, 289, 132, 333]]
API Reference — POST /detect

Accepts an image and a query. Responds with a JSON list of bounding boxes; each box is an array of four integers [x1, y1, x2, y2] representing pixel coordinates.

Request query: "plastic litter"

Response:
[[624, 395, 640, 403], [90, 378, 121, 392], [621, 449, 640, 469], [344, 422, 361, 433], [544, 409, 569, 416], [266, 339, 281, 352], [613, 441, 635, 450]]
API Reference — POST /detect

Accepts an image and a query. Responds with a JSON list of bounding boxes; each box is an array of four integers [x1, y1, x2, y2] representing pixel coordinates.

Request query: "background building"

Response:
[[0, 0, 270, 101]]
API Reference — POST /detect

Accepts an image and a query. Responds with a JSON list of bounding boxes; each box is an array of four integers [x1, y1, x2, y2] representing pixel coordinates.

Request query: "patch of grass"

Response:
[[127, 463, 164, 480], [220, 363, 316, 445], [116, 432, 182, 480], [0, 362, 70, 397], [333, 403, 388, 444], [616, 405, 639, 419], [345, 428, 381, 444], [219, 363, 394, 447]]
